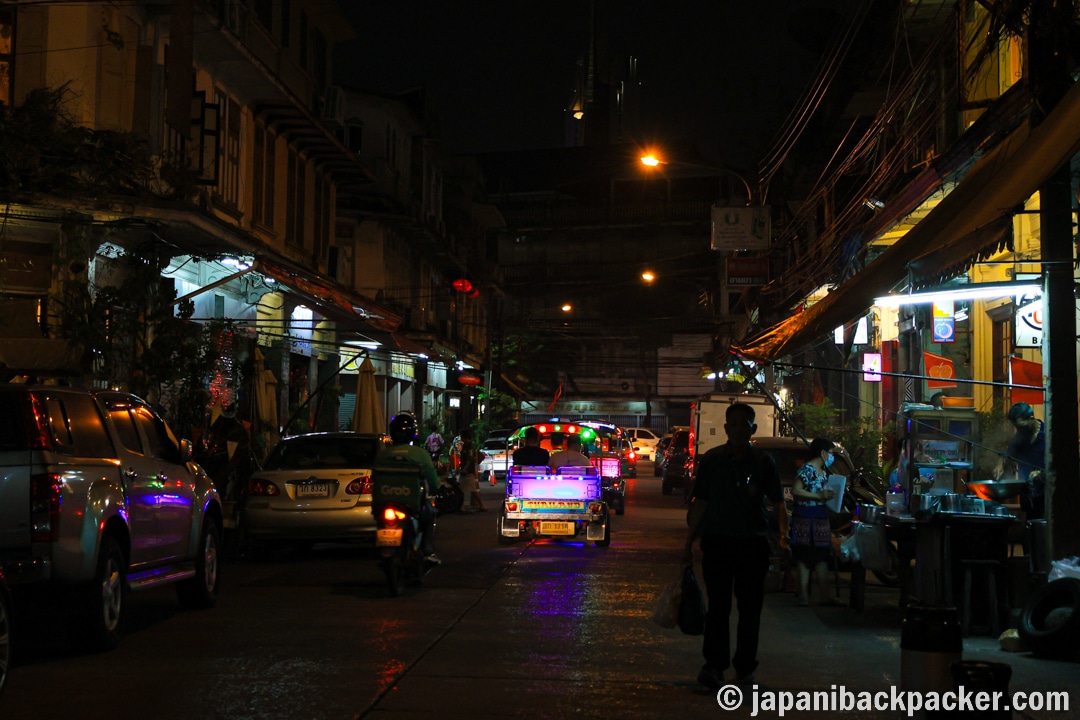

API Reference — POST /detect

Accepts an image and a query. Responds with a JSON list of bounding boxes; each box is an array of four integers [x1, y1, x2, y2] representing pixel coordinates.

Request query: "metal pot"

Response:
[[856, 503, 883, 524], [912, 494, 941, 514], [939, 493, 964, 513]]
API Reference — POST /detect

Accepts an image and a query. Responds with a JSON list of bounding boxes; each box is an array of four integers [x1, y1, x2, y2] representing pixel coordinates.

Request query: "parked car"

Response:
[[625, 427, 661, 460], [653, 433, 674, 476], [660, 430, 692, 495], [478, 437, 511, 479], [242, 432, 390, 548], [0, 386, 222, 651]]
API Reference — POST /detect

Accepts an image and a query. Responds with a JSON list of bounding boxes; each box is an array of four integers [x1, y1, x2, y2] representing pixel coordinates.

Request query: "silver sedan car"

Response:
[[478, 437, 511, 479], [242, 432, 389, 547]]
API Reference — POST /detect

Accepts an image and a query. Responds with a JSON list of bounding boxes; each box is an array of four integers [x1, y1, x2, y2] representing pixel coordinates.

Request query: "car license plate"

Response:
[[540, 521, 575, 536], [296, 483, 330, 498], [376, 528, 404, 546]]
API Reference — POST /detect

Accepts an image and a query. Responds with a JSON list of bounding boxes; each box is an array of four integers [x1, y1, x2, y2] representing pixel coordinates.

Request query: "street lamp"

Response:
[[639, 153, 753, 206]]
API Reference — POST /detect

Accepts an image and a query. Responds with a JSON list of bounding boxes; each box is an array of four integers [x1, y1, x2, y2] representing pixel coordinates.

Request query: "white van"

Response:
[[624, 427, 661, 460]]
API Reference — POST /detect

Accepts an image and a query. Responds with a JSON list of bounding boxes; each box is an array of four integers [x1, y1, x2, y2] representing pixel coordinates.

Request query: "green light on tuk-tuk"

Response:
[[580, 428, 595, 441]]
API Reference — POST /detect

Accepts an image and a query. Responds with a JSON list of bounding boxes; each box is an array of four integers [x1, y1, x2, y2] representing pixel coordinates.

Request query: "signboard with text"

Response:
[[711, 206, 771, 251], [725, 257, 769, 286]]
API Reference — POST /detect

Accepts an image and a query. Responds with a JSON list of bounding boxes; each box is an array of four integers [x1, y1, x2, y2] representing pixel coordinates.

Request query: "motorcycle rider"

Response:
[[376, 413, 441, 564]]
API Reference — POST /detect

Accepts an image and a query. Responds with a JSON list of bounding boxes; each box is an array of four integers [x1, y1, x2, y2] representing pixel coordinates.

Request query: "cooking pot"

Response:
[[912, 494, 941, 514], [939, 493, 964, 513], [856, 503, 883, 524]]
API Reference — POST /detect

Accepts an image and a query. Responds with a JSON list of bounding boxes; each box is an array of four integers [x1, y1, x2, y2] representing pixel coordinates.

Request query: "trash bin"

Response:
[[901, 605, 963, 695], [951, 661, 1011, 719]]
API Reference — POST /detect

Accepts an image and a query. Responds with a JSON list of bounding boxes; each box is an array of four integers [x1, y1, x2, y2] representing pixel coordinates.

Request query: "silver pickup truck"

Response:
[[0, 386, 222, 650]]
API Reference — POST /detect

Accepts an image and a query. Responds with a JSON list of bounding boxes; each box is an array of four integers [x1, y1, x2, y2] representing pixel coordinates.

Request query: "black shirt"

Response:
[[691, 444, 783, 538], [513, 446, 551, 467]]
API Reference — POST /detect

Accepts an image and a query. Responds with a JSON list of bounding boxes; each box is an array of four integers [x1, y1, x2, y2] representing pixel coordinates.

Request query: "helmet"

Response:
[[389, 413, 418, 445]]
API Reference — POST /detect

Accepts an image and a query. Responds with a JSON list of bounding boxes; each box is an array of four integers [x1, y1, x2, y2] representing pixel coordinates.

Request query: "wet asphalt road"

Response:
[[2, 462, 720, 720]]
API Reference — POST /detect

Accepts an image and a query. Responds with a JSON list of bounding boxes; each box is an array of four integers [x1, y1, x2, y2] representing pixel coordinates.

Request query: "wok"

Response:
[[964, 479, 1026, 502]]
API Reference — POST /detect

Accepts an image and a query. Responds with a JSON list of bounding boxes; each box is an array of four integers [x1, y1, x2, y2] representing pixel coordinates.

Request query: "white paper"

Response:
[[826, 474, 846, 513]]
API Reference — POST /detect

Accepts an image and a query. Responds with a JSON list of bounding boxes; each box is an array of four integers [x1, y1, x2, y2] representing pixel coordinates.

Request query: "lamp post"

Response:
[[639, 153, 753, 207]]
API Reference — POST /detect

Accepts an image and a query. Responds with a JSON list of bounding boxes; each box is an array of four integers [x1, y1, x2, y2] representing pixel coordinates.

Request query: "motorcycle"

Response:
[[432, 472, 464, 515], [376, 498, 436, 596]]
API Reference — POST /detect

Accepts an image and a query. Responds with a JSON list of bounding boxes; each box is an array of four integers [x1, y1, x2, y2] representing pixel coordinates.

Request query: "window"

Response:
[[0, 8, 14, 106], [62, 394, 115, 458], [298, 11, 308, 70], [215, 91, 241, 207], [253, 0, 272, 32], [992, 315, 1013, 409], [132, 407, 181, 464], [312, 29, 327, 88], [281, 0, 291, 48], [343, 122, 362, 154], [252, 124, 276, 227], [109, 408, 143, 454], [286, 148, 306, 247]]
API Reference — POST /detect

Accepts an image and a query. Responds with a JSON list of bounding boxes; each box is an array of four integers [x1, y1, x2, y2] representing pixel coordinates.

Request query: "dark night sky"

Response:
[[336, 2, 851, 171]]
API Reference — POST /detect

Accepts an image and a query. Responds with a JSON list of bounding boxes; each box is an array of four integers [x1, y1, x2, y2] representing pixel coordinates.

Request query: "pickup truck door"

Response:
[[128, 406, 196, 561], [103, 405, 161, 566]]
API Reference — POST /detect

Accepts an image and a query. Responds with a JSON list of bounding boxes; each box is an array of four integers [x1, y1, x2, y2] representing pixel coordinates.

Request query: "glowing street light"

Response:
[[561, 303, 573, 312], [641, 270, 656, 283]]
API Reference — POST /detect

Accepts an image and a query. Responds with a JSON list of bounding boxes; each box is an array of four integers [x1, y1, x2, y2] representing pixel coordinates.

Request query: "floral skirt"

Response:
[[791, 505, 832, 565]]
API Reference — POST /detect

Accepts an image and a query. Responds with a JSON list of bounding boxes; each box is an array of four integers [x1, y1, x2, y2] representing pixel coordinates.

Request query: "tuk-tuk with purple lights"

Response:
[[496, 422, 611, 547]]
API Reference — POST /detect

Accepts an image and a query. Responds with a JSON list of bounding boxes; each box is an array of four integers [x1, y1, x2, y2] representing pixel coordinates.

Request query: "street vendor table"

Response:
[[908, 512, 1015, 635]]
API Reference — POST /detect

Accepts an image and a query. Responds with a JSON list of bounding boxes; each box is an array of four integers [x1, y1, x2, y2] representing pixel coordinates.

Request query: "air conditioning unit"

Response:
[[321, 86, 345, 127]]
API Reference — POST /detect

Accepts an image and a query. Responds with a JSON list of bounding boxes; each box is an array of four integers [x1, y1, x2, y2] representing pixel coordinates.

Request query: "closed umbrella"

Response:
[[353, 357, 384, 434], [253, 348, 279, 431]]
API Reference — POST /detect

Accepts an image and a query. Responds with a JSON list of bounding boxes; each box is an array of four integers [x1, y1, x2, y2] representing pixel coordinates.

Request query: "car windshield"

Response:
[[264, 436, 381, 470]]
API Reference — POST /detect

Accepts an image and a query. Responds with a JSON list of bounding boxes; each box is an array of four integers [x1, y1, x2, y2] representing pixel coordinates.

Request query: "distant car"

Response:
[[242, 432, 390, 548], [653, 434, 674, 476], [478, 437, 511, 479], [625, 427, 661, 460], [660, 430, 692, 495]]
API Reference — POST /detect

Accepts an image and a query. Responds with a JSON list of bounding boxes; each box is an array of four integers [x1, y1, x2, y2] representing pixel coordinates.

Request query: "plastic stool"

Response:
[[960, 558, 1001, 637]]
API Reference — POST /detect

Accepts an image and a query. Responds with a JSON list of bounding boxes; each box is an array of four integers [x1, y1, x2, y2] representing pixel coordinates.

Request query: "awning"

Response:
[[257, 258, 402, 332], [734, 75, 1080, 362]]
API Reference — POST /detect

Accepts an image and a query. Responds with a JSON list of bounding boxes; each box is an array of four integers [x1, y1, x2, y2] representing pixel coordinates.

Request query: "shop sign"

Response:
[[725, 257, 769, 286], [390, 359, 414, 379], [1015, 296, 1042, 348], [711, 206, 771, 251], [932, 301, 955, 344]]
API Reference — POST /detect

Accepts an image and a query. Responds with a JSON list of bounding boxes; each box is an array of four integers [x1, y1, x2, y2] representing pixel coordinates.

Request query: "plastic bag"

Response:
[[1048, 556, 1080, 583], [854, 523, 890, 573], [678, 564, 707, 636], [838, 532, 861, 564], [651, 570, 682, 629]]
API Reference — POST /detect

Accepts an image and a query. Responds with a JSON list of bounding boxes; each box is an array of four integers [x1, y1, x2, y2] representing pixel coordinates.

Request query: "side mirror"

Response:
[[179, 438, 194, 462]]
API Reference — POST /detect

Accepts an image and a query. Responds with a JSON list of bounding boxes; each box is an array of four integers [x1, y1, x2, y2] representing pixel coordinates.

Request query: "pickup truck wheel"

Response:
[[72, 536, 125, 652], [177, 517, 221, 609]]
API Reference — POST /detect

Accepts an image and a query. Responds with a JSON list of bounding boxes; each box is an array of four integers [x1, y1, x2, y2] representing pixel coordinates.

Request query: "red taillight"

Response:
[[382, 507, 406, 524], [628, 451, 637, 461], [505, 501, 518, 512], [247, 478, 280, 496], [30, 473, 62, 542], [588, 502, 604, 514], [346, 476, 373, 495], [612, 480, 621, 489]]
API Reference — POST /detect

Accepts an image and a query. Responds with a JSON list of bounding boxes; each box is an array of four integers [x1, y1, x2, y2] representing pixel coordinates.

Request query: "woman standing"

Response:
[[458, 430, 487, 512], [790, 438, 838, 606]]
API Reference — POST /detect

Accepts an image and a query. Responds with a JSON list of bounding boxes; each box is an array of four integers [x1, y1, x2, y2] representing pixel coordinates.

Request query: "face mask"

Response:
[[824, 453, 835, 468]]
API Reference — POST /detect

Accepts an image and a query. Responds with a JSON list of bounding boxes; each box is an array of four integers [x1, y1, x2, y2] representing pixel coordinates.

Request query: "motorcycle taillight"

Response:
[[382, 507, 406, 524]]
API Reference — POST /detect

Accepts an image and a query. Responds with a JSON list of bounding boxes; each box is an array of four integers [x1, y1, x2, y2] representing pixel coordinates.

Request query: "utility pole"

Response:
[[1029, 0, 1080, 559]]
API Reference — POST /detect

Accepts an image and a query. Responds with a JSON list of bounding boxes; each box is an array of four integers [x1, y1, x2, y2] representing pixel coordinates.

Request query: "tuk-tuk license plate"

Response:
[[376, 528, 404, 546], [540, 521, 575, 536]]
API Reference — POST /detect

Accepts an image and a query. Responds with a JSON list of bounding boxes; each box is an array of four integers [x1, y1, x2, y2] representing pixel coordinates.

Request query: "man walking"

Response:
[[683, 402, 788, 689]]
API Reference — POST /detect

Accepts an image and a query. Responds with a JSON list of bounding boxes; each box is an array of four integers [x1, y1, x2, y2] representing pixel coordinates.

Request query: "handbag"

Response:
[[677, 564, 707, 635], [651, 570, 683, 629]]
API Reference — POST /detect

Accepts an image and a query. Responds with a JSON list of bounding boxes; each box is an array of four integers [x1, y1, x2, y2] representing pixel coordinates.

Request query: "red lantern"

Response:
[[458, 372, 482, 386], [452, 278, 474, 293]]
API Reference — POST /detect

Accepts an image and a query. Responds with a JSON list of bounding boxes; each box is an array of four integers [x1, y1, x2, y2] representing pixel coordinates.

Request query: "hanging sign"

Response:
[[1015, 296, 1042, 348], [932, 301, 955, 344], [710, 207, 771, 251]]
